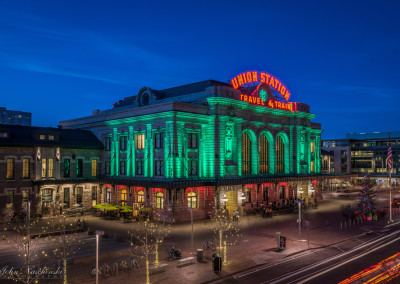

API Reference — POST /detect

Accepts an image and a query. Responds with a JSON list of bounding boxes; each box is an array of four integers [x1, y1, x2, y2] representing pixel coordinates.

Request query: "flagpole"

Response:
[[389, 130, 392, 223]]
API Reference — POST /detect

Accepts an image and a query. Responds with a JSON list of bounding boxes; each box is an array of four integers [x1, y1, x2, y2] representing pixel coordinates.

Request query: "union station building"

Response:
[[51, 71, 334, 222]]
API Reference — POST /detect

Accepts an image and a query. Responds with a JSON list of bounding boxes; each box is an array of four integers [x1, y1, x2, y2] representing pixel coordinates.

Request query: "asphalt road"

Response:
[[212, 223, 400, 284]]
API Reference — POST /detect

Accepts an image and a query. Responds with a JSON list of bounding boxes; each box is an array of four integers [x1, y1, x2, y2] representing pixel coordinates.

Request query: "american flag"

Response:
[[388, 146, 393, 169]]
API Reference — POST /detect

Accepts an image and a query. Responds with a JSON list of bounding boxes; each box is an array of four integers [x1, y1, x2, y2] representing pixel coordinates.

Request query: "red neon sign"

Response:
[[231, 71, 291, 101], [240, 94, 297, 112]]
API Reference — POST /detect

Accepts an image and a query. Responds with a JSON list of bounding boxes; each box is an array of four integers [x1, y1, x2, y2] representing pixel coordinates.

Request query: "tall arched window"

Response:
[[137, 190, 144, 203], [276, 135, 285, 173], [259, 135, 269, 173], [121, 189, 127, 206], [187, 192, 197, 209], [156, 192, 164, 209], [242, 133, 252, 174]]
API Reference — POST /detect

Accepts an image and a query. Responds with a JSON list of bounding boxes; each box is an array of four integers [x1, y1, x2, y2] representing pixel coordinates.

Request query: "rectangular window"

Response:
[[120, 160, 126, 175], [120, 136, 127, 151], [311, 161, 315, 173], [76, 187, 83, 204], [105, 161, 111, 175], [41, 158, 47, 178], [64, 188, 70, 206], [155, 133, 164, 149], [76, 159, 83, 177], [155, 160, 164, 176], [48, 158, 54, 178], [92, 186, 97, 207], [6, 190, 14, 208], [40, 134, 46, 140], [105, 137, 111, 151], [22, 189, 29, 208], [6, 158, 14, 179], [106, 189, 111, 203], [0, 132, 8, 138], [64, 159, 70, 178], [135, 134, 145, 150], [136, 160, 144, 175], [310, 142, 315, 154], [22, 158, 30, 179], [91, 159, 97, 177], [188, 133, 198, 149], [188, 160, 198, 176], [48, 135, 55, 140]]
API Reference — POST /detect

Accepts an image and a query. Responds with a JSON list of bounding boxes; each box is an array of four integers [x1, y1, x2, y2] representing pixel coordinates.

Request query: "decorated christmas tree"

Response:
[[358, 174, 375, 217]]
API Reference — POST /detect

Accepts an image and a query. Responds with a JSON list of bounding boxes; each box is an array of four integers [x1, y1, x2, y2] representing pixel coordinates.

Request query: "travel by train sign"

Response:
[[231, 71, 296, 112]]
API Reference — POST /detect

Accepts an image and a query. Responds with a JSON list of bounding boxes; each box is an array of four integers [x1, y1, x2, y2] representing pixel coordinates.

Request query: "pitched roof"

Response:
[[0, 125, 103, 149]]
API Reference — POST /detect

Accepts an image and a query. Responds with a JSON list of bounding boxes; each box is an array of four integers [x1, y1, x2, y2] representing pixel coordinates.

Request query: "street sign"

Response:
[[295, 199, 305, 204]]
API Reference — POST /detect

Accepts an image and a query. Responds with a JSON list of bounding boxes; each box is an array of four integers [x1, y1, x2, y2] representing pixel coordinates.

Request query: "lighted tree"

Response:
[[152, 214, 171, 265], [127, 219, 158, 284], [210, 209, 241, 264], [358, 175, 375, 217], [44, 214, 84, 284], [2, 206, 41, 284]]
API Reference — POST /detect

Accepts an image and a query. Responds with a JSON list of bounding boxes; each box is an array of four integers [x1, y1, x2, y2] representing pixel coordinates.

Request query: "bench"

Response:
[[149, 263, 168, 274], [177, 257, 195, 267]]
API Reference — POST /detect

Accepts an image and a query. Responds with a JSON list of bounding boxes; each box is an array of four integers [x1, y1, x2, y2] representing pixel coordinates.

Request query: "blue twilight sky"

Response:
[[0, 0, 399, 139]]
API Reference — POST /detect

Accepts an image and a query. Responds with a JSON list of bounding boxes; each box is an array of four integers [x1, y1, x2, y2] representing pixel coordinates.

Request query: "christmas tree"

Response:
[[358, 174, 375, 217]]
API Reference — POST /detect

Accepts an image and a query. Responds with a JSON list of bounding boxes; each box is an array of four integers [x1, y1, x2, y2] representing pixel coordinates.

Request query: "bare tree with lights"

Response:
[[2, 203, 42, 284], [210, 209, 241, 264], [44, 214, 85, 284], [152, 214, 171, 265], [127, 218, 158, 284]]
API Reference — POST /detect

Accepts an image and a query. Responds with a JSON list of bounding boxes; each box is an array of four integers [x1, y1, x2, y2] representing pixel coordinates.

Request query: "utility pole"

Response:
[[389, 130, 393, 223]]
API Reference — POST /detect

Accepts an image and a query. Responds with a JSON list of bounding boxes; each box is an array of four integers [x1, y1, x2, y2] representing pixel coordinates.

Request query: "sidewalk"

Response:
[[68, 196, 395, 284]]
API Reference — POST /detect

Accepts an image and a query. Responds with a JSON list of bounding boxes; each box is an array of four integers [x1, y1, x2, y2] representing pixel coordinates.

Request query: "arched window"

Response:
[[187, 192, 197, 209], [242, 133, 252, 174], [121, 189, 127, 206], [156, 192, 164, 209], [259, 135, 269, 173], [106, 188, 111, 203], [137, 190, 144, 203], [279, 186, 285, 199], [276, 135, 285, 173]]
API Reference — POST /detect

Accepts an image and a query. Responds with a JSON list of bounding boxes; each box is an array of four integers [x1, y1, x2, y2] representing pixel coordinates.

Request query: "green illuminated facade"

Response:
[[60, 80, 324, 222]]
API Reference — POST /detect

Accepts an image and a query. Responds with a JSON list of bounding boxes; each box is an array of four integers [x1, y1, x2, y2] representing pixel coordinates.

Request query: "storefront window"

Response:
[[121, 189, 127, 206], [188, 192, 197, 209], [137, 190, 144, 203], [6, 190, 14, 208], [92, 186, 97, 207], [156, 192, 164, 209]]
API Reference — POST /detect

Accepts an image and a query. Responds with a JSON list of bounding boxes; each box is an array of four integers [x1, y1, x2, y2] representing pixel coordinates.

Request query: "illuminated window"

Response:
[[242, 133, 252, 174], [76, 187, 83, 204], [105, 161, 111, 175], [155, 133, 164, 149], [121, 189, 127, 206], [120, 160, 126, 175], [136, 160, 144, 175], [48, 135, 55, 141], [187, 192, 197, 209], [105, 137, 111, 151], [120, 136, 127, 151], [22, 158, 30, 179], [48, 158, 54, 178], [259, 135, 269, 174], [155, 160, 164, 176], [106, 188, 111, 203], [22, 189, 29, 208], [155, 192, 164, 209], [6, 190, 14, 208], [40, 134, 46, 140], [6, 158, 14, 179], [245, 188, 251, 203], [135, 134, 145, 150], [76, 159, 83, 177], [92, 186, 97, 207], [280, 186, 285, 199], [311, 161, 315, 173], [91, 159, 97, 177], [64, 159, 70, 177], [188, 160, 198, 176], [310, 142, 315, 154], [137, 190, 144, 203], [188, 133, 198, 149], [276, 136, 285, 173], [41, 158, 47, 178], [64, 188, 70, 206]]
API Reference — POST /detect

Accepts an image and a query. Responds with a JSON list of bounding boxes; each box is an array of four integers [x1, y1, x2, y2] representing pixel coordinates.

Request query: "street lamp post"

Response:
[[96, 230, 104, 284], [190, 207, 194, 254]]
